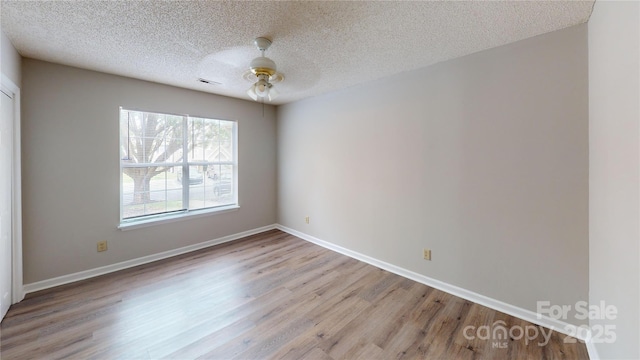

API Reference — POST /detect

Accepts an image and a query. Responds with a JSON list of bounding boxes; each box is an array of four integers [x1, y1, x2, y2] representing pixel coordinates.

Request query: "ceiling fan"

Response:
[[245, 37, 284, 102]]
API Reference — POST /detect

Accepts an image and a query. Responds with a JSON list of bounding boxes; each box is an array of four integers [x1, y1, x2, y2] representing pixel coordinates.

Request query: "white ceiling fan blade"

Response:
[[198, 47, 256, 89], [247, 84, 258, 101], [210, 47, 254, 66], [268, 86, 279, 101]]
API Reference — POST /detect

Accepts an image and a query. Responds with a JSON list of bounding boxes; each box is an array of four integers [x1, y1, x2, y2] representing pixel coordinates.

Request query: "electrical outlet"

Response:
[[305, 216, 310, 224], [423, 248, 431, 261], [97, 241, 108, 252]]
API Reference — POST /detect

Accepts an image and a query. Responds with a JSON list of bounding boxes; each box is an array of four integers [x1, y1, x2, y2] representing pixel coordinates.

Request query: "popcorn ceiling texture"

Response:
[[0, 1, 593, 105]]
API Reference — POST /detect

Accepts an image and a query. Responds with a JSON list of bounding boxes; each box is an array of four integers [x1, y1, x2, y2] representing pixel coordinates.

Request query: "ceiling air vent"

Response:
[[198, 78, 221, 85]]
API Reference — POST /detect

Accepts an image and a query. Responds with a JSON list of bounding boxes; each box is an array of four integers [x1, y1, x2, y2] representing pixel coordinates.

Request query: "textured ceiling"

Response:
[[1, 1, 593, 105]]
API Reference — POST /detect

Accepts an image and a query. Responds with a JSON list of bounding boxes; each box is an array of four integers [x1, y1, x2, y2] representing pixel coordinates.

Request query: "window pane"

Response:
[[218, 121, 234, 162], [121, 166, 184, 219], [209, 119, 222, 162], [186, 164, 207, 210], [188, 117, 205, 162], [121, 111, 184, 165], [188, 164, 234, 210], [177, 165, 205, 186]]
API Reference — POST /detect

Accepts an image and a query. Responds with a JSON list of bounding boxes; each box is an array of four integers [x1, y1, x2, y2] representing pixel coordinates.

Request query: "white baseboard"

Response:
[[276, 224, 591, 343], [23, 224, 277, 295], [585, 338, 600, 360]]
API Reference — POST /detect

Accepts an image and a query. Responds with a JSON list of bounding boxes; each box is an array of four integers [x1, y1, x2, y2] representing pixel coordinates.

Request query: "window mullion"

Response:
[[233, 121, 238, 205], [182, 115, 189, 210]]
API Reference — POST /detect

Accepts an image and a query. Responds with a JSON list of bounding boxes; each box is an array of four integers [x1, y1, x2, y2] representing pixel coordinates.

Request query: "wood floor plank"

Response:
[[159, 318, 256, 359], [154, 285, 294, 359], [299, 347, 334, 360], [318, 286, 412, 359], [379, 321, 426, 359], [0, 229, 589, 359], [196, 291, 324, 359], [371, 281, 434, 351], [267, 288, 371, 360], [349, 342, 384, 360]]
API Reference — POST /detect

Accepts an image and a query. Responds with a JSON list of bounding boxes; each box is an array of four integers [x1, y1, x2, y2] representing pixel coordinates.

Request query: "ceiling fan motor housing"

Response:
[[250, 56, 277, 77], [250, 37, 277, 77]]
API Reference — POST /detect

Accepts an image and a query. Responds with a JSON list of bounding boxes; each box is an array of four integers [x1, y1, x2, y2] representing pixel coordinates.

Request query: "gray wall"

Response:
[[278, 24, 589, 323], [1, 31, 21, 86], [589, 2, 640, 358], [21, 59, 277, 284]]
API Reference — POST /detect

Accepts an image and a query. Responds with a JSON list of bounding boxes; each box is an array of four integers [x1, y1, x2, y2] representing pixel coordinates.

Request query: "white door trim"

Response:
[[1, 74, 24, 304]]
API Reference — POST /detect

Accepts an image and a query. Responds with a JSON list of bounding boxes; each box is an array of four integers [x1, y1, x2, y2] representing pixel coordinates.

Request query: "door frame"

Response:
[[1, 74, 23, 304]]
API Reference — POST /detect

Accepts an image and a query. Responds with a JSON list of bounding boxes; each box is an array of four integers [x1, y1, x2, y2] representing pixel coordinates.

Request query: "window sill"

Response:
[[118, 205, 240, 231]]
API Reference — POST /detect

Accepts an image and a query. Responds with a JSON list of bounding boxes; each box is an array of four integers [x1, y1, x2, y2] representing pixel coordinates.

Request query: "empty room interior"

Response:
[[0, 1, 638, 359]]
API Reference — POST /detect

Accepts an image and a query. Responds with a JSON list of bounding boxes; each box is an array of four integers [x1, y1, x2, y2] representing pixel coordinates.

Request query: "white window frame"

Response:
[[118, 108, 238, 230]]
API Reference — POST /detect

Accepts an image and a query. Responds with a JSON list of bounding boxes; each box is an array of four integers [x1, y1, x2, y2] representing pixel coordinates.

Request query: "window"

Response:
[[119, 108, 237, 226]]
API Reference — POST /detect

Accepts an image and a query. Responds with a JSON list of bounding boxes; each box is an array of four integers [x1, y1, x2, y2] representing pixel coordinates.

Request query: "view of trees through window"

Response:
[[120, 109, 236, 221]]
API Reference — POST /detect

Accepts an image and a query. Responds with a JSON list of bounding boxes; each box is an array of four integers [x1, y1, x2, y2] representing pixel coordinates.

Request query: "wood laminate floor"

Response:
[[1, 230, 588, 359]]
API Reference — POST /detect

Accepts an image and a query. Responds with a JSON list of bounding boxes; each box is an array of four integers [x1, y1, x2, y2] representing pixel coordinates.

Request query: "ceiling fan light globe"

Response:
[[247, 85, 258, 101], [255, 79, 270, 97]]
